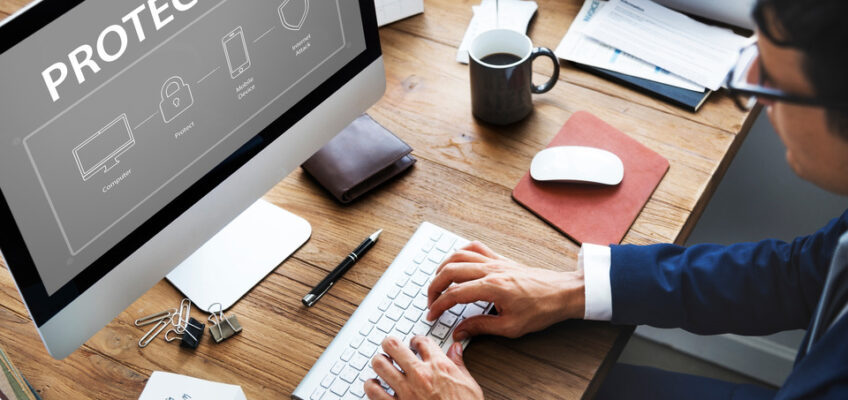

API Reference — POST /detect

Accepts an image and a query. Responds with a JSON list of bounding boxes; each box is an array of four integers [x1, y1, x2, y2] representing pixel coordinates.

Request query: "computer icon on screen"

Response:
[[72, 114, 134, 181]]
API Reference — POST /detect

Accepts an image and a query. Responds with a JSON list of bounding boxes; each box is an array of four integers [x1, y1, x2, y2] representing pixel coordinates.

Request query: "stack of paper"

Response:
[[138, 372, 247, 400], [558, 0, 751, 93], [375, 0, 424, 27], [456, 0, 538, 64]]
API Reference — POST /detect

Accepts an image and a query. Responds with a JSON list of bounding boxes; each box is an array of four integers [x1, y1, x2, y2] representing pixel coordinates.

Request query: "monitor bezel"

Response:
[[0, 0, 382, 327]]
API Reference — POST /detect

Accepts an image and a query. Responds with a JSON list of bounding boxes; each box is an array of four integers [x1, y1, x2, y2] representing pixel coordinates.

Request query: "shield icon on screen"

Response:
[[279, 0, 309, 31]]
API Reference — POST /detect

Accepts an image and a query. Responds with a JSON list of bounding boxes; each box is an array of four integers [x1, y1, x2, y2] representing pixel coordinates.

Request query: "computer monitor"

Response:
[[0, 0, 384, 359]]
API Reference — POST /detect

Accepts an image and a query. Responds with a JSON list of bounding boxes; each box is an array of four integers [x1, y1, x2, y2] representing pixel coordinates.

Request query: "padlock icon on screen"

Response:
[[159, 76, 194, 124]]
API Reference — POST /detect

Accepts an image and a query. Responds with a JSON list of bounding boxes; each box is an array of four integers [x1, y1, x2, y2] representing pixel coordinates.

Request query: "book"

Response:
[[0, 346, 40, 400], [577, 64, 712, 112], [512, 111, 669, 245]]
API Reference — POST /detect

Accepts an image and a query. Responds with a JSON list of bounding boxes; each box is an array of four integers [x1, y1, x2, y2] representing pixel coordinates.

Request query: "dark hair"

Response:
[[753, 0, 848, 135]]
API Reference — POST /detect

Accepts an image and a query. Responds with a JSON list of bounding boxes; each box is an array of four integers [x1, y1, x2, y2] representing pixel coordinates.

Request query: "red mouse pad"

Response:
[[513, 111, 669, 245]]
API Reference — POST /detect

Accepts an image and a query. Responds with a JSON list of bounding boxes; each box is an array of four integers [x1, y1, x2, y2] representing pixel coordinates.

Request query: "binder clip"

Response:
[[208, 303, 242, 343], [165, 317, 205, 349]]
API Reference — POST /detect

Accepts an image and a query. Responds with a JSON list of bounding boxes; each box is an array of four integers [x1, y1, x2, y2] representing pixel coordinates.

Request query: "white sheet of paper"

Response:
[[582, 0, 748, 90], [456, 0, 538, 64], [375, 0, 424, 27], [555, 0, 703, 91], [138, 372, 247, 400]]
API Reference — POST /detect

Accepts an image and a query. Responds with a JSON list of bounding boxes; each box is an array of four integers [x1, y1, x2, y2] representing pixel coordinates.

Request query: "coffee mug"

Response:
[[469, 29, 559, 125]]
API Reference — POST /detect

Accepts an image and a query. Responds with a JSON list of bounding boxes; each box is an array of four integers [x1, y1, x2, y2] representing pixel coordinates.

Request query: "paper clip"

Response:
[[138, 317, 171, 348], [208, 303, 242, 343], [175, 298, 192, 333], [134, 308, 176, 327]]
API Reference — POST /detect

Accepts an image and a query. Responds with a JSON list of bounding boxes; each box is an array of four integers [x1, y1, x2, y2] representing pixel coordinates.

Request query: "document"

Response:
[[582, 0, 749, 90], [138, 371, 247, 400], [556, 0, 703, 91], [456, 0, 538, 64], [653, 0, 756, 30]]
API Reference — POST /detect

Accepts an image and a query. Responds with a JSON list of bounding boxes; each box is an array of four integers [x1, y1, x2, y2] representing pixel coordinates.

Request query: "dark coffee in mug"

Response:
[[469, 29, 560, 125], [480, 52, 522, 66]]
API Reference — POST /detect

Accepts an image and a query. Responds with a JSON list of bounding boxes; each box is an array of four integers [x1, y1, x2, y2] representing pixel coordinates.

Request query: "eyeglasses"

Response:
[[726, 41, 848, 111]]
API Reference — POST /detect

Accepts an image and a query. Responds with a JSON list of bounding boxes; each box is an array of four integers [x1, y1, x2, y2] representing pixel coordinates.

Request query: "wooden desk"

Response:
[[0, 0, 757, 398]]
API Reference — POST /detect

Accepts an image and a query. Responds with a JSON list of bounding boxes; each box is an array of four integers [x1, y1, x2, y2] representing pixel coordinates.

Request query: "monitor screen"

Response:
[[0, 0, 378, 325]]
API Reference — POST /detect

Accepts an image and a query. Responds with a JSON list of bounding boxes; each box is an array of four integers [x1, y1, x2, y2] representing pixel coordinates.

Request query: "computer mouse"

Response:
[[530, 146, 624, 185]]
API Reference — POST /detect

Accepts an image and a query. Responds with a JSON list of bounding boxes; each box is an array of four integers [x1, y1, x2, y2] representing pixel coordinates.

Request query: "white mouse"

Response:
[[530, 146, 624, 185]]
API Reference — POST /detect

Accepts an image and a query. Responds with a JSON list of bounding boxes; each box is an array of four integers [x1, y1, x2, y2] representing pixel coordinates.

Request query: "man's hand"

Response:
[[366, 336, 484, 400], [427, 241, 585, 341]]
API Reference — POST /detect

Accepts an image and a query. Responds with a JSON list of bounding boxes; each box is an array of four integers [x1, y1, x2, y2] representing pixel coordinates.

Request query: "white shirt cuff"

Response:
[[579, 243, 613, 321]]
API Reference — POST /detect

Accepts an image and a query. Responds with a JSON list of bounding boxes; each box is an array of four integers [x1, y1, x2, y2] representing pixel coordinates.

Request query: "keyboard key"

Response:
[[350, 354, 369, 370], [349, 335, 365, 349], [340, 366, 359, 383], [404, 264, 418, 275], [368, 312, 382, 324], [343, 392, 362, 400], [428, 251, 446, 263], [461, 305, 485, 320], [395, 276, 409, 287], [395, 319, 413, 334], [422, 241, 435, 252], [321, 374, 335, 388], [448, 303, 466, 315], [430, 231, 443, 241], [387, 286, 401, 300], [411, 271, 429, 286], [404, 308, 422, 322], [436, 237, 456, 253], [376, 317, 395, 333], [378, 299, 391, 311], [385, 306, 404, 321], [359, 365, 375, 381], [413, 252, 426, 264], [395, 294, 413, 309], [438, 312, 458, 327], [412, 321, 431, 335], [368, 329, 387, 344], [474, 301, 489, 308], [330, 379, 349, 396], [341, 347, 355, 362], [359, 342, 378, 357], [349, 381, 366, 398], [403, 284, 420, 298], [419, 261, 438, 275], [421, 317, 435, 327], [431, 323, 451, 340], [331, 360, 345, 375], [359, 324, 373, 336], [412, 296, 428, 310], [311, 387, 326, 400]]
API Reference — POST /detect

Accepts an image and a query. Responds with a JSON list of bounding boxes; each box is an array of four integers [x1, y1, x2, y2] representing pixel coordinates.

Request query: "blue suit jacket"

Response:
[[610, 210, 848, 399]]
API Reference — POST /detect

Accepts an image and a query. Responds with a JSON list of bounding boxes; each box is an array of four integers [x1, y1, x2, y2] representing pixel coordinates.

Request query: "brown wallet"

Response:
[[302, 114, 416, 203]]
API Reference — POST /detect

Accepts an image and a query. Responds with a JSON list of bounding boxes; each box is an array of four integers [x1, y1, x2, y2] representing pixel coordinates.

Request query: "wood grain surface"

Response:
[[0, 1, 757, 399]]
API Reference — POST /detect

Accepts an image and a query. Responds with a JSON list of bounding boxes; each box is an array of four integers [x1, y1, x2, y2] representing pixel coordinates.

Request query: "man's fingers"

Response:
[[363, 379, 394, 400], [453, 314, 508, 340], [446, 342, 467, 369], [462, 241, 502, 259], [427, 281, 493, 321], [427, 263, 489, 307], [436, 250, 490, 275], [380, 336, 419, 373], [410, 335, 442, 362], [371, 352, 404, 393]]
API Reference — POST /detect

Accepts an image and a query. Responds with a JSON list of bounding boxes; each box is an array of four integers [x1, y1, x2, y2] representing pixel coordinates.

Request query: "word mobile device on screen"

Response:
[[0, 0, 384, 359]]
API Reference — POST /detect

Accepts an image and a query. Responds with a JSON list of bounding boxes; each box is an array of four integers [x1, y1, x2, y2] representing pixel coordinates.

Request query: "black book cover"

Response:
[[577, 64, 712, 112]]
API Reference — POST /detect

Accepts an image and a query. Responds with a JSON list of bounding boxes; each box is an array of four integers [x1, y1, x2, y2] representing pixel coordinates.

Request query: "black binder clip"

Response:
[[165, 317, 205, 349], [208, 303, 242, 343]]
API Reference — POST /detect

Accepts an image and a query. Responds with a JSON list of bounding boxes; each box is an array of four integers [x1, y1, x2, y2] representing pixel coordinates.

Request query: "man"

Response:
[[364, 0, 848, 398]]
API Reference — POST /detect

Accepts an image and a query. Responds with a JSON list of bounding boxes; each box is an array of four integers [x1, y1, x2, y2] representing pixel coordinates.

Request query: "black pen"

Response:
[[302, 229, 383, 307]]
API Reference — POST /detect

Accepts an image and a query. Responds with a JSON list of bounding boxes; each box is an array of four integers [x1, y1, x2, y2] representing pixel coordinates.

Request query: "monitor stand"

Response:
[[166, 199, 311, 313]]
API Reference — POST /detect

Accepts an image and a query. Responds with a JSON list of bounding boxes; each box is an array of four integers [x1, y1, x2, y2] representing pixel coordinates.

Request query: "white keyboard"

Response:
[[292, 222, 494, 400]]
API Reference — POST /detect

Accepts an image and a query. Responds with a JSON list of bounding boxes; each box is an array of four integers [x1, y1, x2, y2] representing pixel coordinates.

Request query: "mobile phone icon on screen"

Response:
[[223, 26, 251, 79]]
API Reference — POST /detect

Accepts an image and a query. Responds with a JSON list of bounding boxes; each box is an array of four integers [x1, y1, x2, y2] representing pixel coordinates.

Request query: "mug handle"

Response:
[[530, 47, 560, 94]]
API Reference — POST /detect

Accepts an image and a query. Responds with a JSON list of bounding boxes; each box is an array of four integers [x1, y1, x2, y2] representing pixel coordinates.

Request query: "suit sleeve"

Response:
[[609, 210, 848, 335]]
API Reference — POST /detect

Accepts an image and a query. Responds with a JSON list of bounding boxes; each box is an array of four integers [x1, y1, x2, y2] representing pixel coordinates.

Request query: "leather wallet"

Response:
[[302, 114, 416, 203]]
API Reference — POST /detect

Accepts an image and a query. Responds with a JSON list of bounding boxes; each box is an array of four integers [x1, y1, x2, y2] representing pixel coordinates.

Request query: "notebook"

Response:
[[578, 64, 711, 112], [512, 111, 669, 245]]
